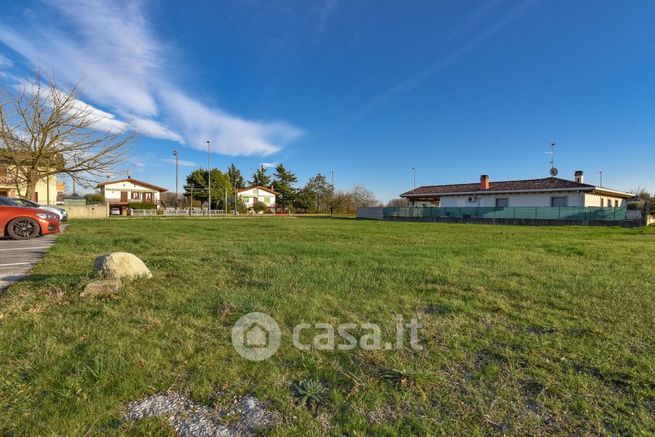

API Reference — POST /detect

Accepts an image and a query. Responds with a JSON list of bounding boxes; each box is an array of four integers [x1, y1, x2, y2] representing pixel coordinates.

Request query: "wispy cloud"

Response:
[[0, 53, 12, 68], [161, 158, 197, 167], [260, 162, 278, 169], [316, 0, 339, 34], [161, 88, 301, 155], [340, 0, 539, 132], [0, 0, 301, 154], [131, 118, 183, 143]]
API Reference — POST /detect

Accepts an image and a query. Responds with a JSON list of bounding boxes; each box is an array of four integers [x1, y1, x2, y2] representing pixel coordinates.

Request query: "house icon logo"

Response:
[[231, 312, 281, 361]]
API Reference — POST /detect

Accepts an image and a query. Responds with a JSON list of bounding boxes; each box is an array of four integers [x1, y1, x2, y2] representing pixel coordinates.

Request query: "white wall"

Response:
[[102, 181, 161, 203], [440, 191, 586, 207], [583, 193, 626, 208], [238, 188, 276, 207], [437, 191, 627, 208]]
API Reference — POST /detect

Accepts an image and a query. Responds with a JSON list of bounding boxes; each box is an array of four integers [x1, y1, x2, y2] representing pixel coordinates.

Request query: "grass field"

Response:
[[1, 217, 654, 435]]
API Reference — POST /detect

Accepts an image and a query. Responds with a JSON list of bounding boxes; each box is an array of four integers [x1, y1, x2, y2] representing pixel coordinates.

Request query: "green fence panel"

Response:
[[382, 206, 629, 221]]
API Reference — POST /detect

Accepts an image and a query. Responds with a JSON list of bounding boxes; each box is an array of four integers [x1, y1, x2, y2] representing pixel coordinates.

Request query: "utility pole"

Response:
[[173, 150, 179, 209], [412, 167, 416, 189], [206, 140, 211, 216], [331, 169, 334, 187], [599, 171, 603, 187]]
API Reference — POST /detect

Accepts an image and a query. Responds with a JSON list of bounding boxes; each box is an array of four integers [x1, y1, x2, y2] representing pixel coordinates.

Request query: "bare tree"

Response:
[[0, 74, 133, 198], [350, 184, 379, 208], [630, 187, 652, 202], [386, 197, 409, 207]]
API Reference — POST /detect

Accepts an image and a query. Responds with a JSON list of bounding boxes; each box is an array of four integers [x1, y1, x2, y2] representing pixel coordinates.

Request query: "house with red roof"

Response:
[[236, 186, 278, 213], [96, 176, 168, 215], [401, 171, 633, 208]]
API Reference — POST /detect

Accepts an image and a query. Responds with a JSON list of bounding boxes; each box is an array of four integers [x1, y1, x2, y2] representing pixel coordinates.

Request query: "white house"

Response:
[[96, 176, 168, 215], [236, 186, 277, 213], [401, 171, 633, 208]]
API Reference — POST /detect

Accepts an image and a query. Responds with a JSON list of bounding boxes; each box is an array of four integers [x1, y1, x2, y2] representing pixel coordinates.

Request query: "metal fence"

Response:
[[383, 206, 628, 221]]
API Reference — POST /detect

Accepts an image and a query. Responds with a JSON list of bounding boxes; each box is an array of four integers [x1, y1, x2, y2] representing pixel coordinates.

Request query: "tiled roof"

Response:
[[96, 177, 168, 192], [236, 186, 278, 195], [401, 177, 623, 197]]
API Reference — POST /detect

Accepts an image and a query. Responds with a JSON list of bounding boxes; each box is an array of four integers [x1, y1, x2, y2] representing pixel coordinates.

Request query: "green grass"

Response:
[[1, 217, 654, 435]]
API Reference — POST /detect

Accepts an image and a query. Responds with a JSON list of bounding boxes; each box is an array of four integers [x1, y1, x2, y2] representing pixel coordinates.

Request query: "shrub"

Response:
[[130, 202, 156, 210], [252, 200, 267, 213], [84, 192, 104, 205]]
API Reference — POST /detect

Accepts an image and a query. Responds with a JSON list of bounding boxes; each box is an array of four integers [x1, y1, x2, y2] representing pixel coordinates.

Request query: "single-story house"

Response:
[[96, 176, 168, 215], [401, 171, 633, 208], [237, 186, 277, 212]]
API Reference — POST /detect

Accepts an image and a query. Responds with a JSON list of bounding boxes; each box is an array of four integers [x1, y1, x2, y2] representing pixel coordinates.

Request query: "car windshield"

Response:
[[12, 198, 39, 207], [0, 197, 20, 206]]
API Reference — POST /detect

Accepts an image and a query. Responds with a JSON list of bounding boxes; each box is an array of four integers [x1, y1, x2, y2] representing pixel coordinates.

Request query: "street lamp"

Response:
[[207, 140, 211, 216], [173, 150, 179, 209], [412, 167, 416, 189]]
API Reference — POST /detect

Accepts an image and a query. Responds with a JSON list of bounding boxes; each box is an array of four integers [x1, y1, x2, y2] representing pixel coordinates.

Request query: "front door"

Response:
[[121, 191, 128, 202]]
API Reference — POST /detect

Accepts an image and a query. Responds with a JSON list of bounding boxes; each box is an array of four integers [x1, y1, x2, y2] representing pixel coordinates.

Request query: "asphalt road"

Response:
[[0, 226, 64, 292]]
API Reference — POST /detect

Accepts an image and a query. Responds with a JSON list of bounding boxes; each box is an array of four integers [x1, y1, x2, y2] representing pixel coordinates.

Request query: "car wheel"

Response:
[[7, 217, 40, 240]]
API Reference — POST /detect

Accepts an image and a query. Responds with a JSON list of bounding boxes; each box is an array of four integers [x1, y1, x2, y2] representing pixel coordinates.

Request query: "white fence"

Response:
[[129, 208, 229, 217]]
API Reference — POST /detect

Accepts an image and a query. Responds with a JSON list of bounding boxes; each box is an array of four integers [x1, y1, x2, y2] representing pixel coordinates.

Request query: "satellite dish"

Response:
[[550, 167, 559, 176]]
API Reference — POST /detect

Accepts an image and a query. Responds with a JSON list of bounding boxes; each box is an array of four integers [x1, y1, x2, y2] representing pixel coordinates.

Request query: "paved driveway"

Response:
[[0, 227, 64, 291]]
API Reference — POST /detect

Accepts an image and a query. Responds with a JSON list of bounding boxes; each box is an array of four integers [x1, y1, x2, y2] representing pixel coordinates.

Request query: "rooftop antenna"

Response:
[[546, 142, 558, 176]]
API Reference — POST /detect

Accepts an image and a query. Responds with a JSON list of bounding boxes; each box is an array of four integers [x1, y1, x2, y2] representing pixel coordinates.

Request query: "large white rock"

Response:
[[93, 252, 153, 279]]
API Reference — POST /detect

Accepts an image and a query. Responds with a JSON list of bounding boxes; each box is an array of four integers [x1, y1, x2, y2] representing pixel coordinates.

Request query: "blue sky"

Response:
[[0, 0, 654, 201]]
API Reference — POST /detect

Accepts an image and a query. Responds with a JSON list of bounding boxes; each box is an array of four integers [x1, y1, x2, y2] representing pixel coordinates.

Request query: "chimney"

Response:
[[574, 170, 584, 184], [480, 174, 490, 190]]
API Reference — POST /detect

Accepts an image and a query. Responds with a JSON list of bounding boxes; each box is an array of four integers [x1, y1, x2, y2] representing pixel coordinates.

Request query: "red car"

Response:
[[0, 197, 60, 240]]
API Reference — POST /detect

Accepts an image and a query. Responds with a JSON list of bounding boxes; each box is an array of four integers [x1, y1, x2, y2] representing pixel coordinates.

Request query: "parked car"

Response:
[[9, 197, 68, 221], [0, 197, 60, 240]]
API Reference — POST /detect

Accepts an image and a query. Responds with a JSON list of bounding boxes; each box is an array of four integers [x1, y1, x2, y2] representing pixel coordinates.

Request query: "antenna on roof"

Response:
[[546, 142, 558, 176]]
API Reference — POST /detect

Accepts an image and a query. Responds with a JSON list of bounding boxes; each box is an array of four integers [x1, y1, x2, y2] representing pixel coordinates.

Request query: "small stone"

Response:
[[93, 252, 153, 279], [80, 279, 122, 298]]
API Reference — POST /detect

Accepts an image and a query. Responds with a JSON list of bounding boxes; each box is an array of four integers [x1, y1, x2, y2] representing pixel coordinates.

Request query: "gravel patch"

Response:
[[125, 391, 281, 436]]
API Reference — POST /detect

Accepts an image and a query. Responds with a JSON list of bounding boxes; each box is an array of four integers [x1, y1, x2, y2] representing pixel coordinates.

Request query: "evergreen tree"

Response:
[[184, 168, 232, 208], [272, 163, 298, 212], [249, 165, 271, 187], [227, 163, 245, 189], [303, 173, 334, 212]]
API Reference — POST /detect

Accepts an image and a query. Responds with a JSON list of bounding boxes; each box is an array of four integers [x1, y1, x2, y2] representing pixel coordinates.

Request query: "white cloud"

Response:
[[0, 53, 12, 68], [0, 0, 302, 155], [161, 88, 302, 156], [161, 158, 197, 167], [260, 162, 277, 169], [130, 118, 183, 142]]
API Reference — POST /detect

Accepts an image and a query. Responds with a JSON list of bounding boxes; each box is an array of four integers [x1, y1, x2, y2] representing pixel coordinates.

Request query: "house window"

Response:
[[600, 198, 604, 207], [131, 192, 141, 200], [551, 196, 568, 207], [495, 198, 509, 207], [615, 200, 619, 208]]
